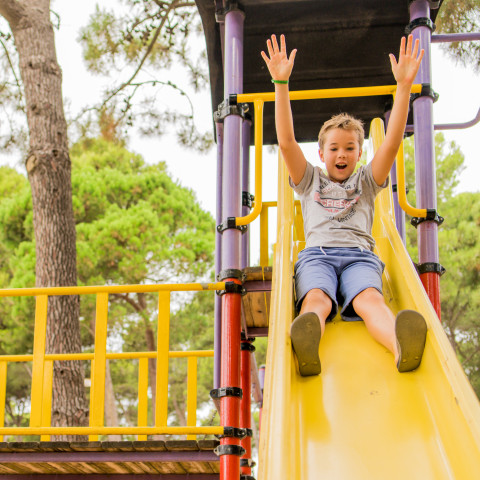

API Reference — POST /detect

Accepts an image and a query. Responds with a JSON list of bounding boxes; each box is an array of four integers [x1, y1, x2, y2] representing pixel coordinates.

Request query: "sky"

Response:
[[3, 1, 480, 219]]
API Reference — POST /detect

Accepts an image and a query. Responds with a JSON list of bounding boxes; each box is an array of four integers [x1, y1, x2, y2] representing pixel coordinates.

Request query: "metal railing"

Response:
[[0, 282, 226, 440], [236, 83, 425, 229], [258, 199, 302, 267]]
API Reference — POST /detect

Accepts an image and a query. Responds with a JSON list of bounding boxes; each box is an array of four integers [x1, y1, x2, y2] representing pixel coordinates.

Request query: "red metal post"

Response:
[[220, 283, 242, 480], [420, 272, 441, 320]]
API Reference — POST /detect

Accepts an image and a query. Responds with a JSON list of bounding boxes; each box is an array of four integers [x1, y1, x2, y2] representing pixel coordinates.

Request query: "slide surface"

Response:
[[258, 155, 480, 480]]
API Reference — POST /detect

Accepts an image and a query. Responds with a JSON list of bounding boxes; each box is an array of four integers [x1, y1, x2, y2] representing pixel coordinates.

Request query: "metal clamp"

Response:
[[210, 386, 243, 400], [214, 444, 246, 457], [214, 96, 249, 122], [241, 342, 256, 352], [241, 458, 257, 468], [411, 83, 439, 104], [217, 268, 245, 282], [391, 184, 410, 194], [416, 262, 446, 276], [411, 209, 444, 228], [216, 281, 247, 297], [217, 217, 248, 234], [243, 191, 254, 209], [216, 426, 248, 439], [405, 17, 436, 35], [215, 1, 244, 22]]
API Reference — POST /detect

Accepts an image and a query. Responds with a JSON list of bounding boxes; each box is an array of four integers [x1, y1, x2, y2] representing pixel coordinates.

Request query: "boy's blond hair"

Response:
[[318, 113, 364, 150]]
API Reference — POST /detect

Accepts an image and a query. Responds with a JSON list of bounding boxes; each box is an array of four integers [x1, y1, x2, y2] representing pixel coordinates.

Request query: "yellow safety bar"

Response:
[[259, 199, 302, 267], [396, 139, 427, 217], [0, 281, 224, 297], [0, 282, 225, 441], [237, 99, 264, 226], [235, 84, 424, 227], [369, 108, 427, 218]]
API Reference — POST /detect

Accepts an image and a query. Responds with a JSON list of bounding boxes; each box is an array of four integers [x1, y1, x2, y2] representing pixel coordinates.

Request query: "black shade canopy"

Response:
[[196, 0, 442, 144]]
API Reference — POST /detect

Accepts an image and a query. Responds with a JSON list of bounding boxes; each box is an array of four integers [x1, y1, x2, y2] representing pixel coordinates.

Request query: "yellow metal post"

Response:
[[89, 292, 109, 441], [260, 206, 269, 267], [30, 295, 48, 428], [40, 360, 54, 441], [0, 361, 7, 441], [155, 291, 170, 427], [137, 357, 149, 440], [186, 356, 198, 440]]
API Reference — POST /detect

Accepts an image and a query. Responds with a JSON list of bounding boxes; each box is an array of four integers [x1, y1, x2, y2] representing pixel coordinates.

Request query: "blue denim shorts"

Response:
[[294, 247, 385, 321]]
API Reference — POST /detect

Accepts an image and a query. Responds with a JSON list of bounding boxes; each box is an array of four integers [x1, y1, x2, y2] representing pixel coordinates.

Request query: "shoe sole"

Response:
[[396, 310, 427, 373], [290, 312, 321, 376]]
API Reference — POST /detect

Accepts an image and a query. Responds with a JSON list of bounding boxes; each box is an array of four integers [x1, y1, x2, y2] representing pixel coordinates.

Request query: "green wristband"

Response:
[[271, 79, 289, 84]]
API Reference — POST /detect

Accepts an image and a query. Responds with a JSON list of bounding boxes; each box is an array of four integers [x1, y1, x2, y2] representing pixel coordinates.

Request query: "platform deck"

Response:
[[0, 440, 219, 478], [242, 266, 272, 330]]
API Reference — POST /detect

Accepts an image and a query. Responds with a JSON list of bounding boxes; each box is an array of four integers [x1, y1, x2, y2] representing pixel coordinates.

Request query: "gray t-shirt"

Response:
[[289, 162, 388, 251]]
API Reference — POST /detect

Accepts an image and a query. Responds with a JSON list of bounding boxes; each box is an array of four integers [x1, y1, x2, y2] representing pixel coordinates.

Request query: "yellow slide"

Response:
[[258, 135, 480, 479]]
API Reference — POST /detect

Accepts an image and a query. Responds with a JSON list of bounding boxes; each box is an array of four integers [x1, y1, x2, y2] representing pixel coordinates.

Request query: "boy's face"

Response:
[[319, 128, 362, 183]]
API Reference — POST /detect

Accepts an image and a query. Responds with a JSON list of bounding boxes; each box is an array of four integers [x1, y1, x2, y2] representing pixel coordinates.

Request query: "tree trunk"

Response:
[[0, 0, 88, 439]]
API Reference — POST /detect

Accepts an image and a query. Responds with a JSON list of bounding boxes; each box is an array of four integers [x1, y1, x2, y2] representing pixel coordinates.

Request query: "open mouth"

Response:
[[336, 164, 347, 170]]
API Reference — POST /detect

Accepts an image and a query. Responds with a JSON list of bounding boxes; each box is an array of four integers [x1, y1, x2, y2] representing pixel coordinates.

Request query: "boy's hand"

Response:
[[261, 34, 297, 81], [389, 34, 424, 87]]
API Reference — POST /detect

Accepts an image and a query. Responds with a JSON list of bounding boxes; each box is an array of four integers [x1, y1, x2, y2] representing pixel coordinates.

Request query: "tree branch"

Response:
[[111, 292, 142, 312], [0, 37, 21, 90], [0, 0, 25, 27], [100, 0, 185, 108]]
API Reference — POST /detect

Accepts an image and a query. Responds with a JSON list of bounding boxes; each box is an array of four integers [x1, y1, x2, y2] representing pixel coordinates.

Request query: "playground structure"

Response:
[[1, 0, 480, 479]]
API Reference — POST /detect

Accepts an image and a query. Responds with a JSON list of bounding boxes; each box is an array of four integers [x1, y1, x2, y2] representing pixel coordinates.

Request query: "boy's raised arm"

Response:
[[371, 35, 424, 186], [261, 34, 307, 186]]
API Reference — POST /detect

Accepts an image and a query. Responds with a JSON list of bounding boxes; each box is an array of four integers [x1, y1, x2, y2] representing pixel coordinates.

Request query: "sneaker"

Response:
[[395, 310, 427, 373], [290, 312, 322, 376]]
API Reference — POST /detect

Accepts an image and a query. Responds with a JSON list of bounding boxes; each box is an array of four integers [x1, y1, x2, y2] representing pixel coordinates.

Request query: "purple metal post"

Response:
[[432, 32, 480, 43], [220, 9, 245, 480], [385, 110, 407, 243], [241, 118, 252, 269], [391, 159, 407, 243], [221, 9, 244, 270], [214, 121, 224, 389], [410, 0, 441, 314]]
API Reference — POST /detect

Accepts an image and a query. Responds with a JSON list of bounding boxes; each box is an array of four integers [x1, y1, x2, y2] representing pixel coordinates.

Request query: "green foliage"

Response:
[[403, 133, 480, 397], [438, 192, 480, 394], [0, 138, 216, 429], [0, 26, 27, 153], [168, 292, 215, 426], [436, 0, 480, 71]]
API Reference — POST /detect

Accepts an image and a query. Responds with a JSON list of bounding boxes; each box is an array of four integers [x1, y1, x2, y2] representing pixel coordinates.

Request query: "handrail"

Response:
[[236, 100, 264, 226], [237, 84, 422, 104], [234, 84, 422, 227], [370, 118, 427, 218], [405, 106, 480, 132], [0, 350, 214, 362], [0, 282, 225, 441], [259, 200, 301, 267], [0, 281, 225, 297]]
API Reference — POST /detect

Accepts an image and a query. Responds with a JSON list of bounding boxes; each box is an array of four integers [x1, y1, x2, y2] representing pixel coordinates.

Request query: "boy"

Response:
[[261, 34, 427, 376]]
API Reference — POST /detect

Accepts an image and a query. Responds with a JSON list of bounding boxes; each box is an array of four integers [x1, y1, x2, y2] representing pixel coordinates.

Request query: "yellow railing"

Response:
[[369, 112, 427, 218], [259, 198, 302, 267], [236, 84, 424, 228], [0, 282, 225, 440]]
